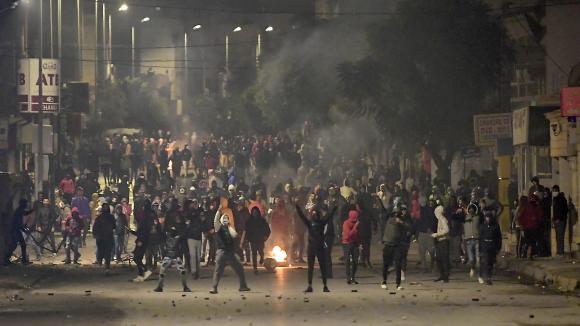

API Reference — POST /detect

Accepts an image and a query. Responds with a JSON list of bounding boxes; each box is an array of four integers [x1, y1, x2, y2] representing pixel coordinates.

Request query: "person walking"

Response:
[[342, 209, 360, 284], [184, 199, 204, 280], [63, 207, 84, 264], [463, 203, 480, 280], [113, 204, 128, 262], [380, 209, 411, 290], [478, 212, 502, 285], [131, 199, 156, 282], [242, 207, 271, 274], [92, 203, 116, 271]]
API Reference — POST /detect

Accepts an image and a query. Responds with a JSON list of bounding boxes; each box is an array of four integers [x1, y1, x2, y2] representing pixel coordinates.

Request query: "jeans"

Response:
[[212, 249, 248, 290], [554, 221, 566, 255], [187, 239, 202, 275], [343, 243, 359, 281], [65, 235, 81, 262], [382, 244, 403, 286], [96, 238, 114, 268], [249, 241, 265, 271], [449, 235, 462, 263], [479, 246, 497, 280], [114, 233, 126, 260], [464, 238, 479, 269], [157, 257, 188, 290], [417, 232, 435, 271]]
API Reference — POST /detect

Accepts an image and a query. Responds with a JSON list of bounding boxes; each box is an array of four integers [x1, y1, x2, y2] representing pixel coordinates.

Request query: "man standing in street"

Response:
[[432, 204, 450, 283], [552, 185, 568, 257], [71, 187, 91, 247]]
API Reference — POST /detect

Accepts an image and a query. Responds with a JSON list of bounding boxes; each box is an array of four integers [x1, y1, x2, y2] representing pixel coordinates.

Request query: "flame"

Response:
[[271, 246, 287, 263]]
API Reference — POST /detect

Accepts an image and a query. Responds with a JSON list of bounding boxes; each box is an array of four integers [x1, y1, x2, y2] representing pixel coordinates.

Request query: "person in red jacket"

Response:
[[342, 209, 360, 284], [64, 207, 84, 264], [59, 174, 76, 204], [517, 194, 543, 259]]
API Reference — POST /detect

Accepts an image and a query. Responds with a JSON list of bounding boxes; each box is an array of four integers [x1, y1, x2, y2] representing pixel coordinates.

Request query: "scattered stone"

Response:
[[402, 316, 407, 320], [472, 298, 480, 302], [389, 292, 396, 295], [206, 317, 211, 321], [153, 314, 158, 318], [529, 315, 534, 319], [204, 297, 210, 300], [265, 294, 271, 298], [182, 294, 186, 297], [351, 290, 358, 293], [352, 319, 357, 323], [236, 308, 241, 313], [47, 293, 54, 296], [412, 294, 417, 297], [277, 295, 283, 300], [242, 297, 247, 300]]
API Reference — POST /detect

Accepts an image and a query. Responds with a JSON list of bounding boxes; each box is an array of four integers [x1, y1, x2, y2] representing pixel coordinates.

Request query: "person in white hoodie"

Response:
[[431, 204, 450, 283]]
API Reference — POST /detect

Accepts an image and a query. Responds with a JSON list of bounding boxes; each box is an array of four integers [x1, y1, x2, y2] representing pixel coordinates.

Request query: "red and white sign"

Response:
[[17, 58, 60, 113], [473, 113, 512, 146], [561, 87, 580, 117]]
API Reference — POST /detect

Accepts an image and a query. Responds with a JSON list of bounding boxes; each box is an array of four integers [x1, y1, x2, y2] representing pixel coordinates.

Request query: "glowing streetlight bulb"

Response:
[[118, 4, 128, 11], [141, 17, 150, 23], [233, 26, 242, 32], [265, 26, 274, 32], [193, 24, 202, 30]]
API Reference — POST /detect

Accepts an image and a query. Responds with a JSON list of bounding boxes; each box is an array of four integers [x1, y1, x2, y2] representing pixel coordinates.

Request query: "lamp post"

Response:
[[36, 0, 44, 198]]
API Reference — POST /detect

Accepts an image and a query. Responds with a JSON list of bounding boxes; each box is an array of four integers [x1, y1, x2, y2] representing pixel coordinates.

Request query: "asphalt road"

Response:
[[1, 242, 580, 326]]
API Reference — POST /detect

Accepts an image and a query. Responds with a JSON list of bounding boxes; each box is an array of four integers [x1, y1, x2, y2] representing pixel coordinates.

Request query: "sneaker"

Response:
[[469, 268, 475, 278], [183, 287, 192, 292], [485, 280, 493, 285], [73, 261, 81, 265], [153, 287, 163, 292], [351, 279, 359, 285], [396, 285, 404, 291], [132, 276, 145, 283], [64, 260, 71, 265], [239, 287, 251, 292], [209, 288, 218, 294], [381, 281, 387, 289], [323, 286, 330, 292], [347, 279, 352, 285], [401, 271, 405, 281], [143, 270, 153, 281], [478, 277, 484, 284], [304, 286, 313, 293]]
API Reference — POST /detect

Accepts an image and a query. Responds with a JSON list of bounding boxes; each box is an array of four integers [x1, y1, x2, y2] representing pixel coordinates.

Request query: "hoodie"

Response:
[[342, 210, 360, 245], [432, 205, 449, 241]]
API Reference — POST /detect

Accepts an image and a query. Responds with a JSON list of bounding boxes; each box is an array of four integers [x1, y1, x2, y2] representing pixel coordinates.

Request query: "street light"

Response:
[[233, 26, 242, 32], [193, 24, 202, 30], [265, 26, 274, 32], [118, 3, 128, 11], [141, 16, 150, 23]]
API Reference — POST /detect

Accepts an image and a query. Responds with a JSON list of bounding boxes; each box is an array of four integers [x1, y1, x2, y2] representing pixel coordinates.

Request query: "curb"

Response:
[[499, 257, 580, 292]]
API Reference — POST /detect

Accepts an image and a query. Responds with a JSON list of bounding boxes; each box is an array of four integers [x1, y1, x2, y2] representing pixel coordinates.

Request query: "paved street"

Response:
[[1, 242, 580, 325]]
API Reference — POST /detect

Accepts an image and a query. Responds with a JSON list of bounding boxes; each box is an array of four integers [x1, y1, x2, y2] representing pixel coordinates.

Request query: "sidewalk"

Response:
[[498, 254, 580, 292]]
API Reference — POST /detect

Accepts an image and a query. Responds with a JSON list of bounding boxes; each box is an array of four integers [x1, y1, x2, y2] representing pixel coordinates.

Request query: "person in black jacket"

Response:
[[92, 203, 116, 270], [242, 207, 271, 274], [295, 203, 336, 293], [479, 211, 502, 285], [5, 199, 34, 265], [551, 185, 568, 256], [131, 199, 156, 282], [184, 199, 204, 279], [153, 225, 191, 293], [210, 206, 251, 294]]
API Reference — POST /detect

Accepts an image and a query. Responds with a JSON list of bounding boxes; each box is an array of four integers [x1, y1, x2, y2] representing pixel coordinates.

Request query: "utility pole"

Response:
[[36, 0, 44, 198]]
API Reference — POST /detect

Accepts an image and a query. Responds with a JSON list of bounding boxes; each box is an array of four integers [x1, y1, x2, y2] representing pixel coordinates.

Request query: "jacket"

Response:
[[463, 213, 480, 240], [432, 205, 449, 241], [342, 210, 360, 245], [417, 206, 438, 233], [92, 212, 116, 240], [244, 208, 271, 243], [553, 193, 568, 223], [64, 208, 84, 237], [381, 213, 410, 246], [479, 220, 502, 253], [214, 210, 238, 251], [184, 208, 204, 240]]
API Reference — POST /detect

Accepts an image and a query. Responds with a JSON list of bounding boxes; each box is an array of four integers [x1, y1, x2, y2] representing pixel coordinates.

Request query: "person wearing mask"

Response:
[[342, 209, 360, 284], [432, 204, 450, 283], [184, 199, 204, 280], [551, 185, 568, 256], [463, 203, 480, 280], [380, 208, 411, 290], [479, 212, 502, 285], [153, 225, 191, 293], [242, 207, 271, 274], [92, 203, 116, 271], [295, 203, 336, 293], [210, 207, 251, 294], [63, 207, 84, 264]]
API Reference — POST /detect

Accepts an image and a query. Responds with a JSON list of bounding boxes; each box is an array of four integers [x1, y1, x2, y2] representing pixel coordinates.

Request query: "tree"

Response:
[[338, 0, 512, 183]]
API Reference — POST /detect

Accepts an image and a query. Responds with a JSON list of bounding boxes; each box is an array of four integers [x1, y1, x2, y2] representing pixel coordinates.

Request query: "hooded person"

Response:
[[478, 211, 502, 285], [210, 208, 250, 294], [380, 208, 411, 290], [218, 197, 235, 231], [63, 207, 84, 264], [295, 203, 337, 293], [153, 225, 191, 293], [342, 209, 360, 284], [242, 207, 271, 274], [431, 205, 450, 283], [92, 203, 116, 270]]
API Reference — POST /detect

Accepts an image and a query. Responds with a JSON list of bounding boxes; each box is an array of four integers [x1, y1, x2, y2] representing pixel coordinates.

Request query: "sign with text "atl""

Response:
[[17, 58, 60, 113]]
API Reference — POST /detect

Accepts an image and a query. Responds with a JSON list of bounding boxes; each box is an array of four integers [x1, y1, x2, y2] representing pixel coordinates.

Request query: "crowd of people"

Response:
[[3, 126, 575, 294]]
